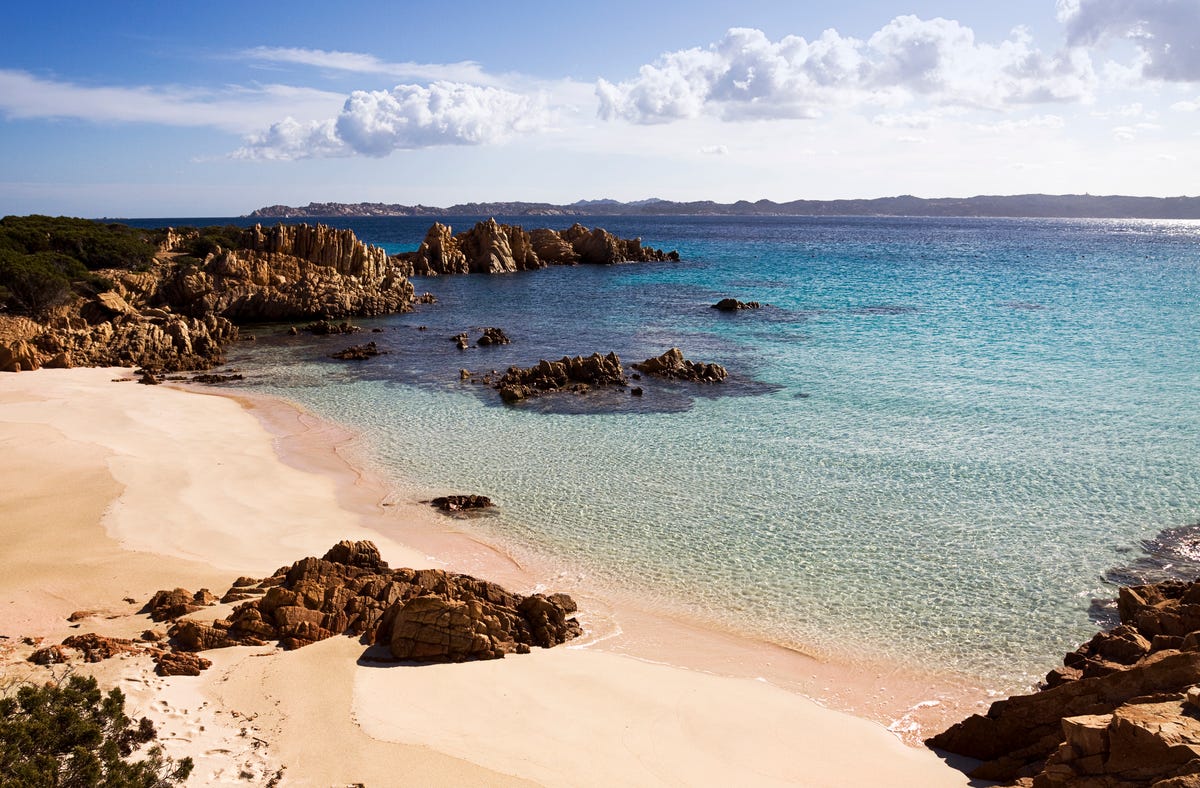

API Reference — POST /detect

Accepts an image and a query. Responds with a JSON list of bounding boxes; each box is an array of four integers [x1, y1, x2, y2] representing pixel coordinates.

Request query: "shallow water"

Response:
[[137, 214, 1200, 690]]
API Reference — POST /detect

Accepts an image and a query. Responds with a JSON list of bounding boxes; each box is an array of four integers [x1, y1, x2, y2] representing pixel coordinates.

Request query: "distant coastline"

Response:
[[247, 193, 1200, 220]]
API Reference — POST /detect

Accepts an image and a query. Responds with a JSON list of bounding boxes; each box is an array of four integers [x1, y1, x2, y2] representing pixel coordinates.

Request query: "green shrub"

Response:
[[0, 250, 86, 316], [0, 674, 193, 787], [0, 216, 157, 271]]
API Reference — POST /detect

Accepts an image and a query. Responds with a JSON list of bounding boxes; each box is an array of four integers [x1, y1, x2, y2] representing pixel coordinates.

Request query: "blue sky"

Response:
[[2, 0, 1198, 216]]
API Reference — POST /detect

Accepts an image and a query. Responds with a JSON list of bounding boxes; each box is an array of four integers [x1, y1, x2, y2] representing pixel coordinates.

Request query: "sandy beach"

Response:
[[0, 367, 973, 786]]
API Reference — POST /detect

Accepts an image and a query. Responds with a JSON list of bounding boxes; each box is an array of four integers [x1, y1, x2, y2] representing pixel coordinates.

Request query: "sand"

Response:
[[0, 367, 971, 786]]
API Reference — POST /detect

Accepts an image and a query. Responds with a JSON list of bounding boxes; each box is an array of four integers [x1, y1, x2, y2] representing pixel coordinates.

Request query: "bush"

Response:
[[0, 674, 192, 786], [0, 250, 87, 316], [0, 216, 157, 271]]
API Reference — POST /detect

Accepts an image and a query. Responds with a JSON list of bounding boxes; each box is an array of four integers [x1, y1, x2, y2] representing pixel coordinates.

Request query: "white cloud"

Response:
[[698, 144, 728, 155], [241, 47, 499, 85], [1059, 0, 1200, 81], [597, 20, 1096, 124], [0, 69, 343, 132], [237, 81, 550, 159], [1171, 97, 1200, 112], [1111, 121, 1161, 141]]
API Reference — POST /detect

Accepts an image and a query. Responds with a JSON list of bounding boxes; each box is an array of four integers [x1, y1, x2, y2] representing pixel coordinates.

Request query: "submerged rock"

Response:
[[928, 575, 1200, 785], [430, 495, 494, 512]]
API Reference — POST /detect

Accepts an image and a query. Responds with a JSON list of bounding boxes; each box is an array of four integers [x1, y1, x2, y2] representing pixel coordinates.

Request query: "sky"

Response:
[[1, 0, 1198, 217]]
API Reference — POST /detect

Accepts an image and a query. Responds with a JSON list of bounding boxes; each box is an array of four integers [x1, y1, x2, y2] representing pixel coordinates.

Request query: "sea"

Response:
[[126, 214, 1200, 690]]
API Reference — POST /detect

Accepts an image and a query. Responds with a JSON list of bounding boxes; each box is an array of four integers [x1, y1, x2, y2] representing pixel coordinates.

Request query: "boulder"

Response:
[[147, 587, 218, 622], [154, 651, 212, 677]]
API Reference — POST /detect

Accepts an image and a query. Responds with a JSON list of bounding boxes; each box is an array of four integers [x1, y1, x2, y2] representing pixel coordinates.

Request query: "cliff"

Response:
[[394, 219, 678, 276], [1, 223, 415, 372]]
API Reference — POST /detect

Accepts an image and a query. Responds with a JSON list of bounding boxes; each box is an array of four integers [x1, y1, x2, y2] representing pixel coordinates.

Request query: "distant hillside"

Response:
[[247, 194, 1200, 220]]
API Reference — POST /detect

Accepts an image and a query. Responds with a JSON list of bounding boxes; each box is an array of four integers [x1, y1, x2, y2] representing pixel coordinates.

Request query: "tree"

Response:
[[0, 674, 193, 787]]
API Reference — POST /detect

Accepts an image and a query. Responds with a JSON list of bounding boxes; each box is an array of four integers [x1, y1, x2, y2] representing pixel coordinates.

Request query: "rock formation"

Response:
[[928, 577, 1200, 786], [494, 352, 627, 403], [160, 224, 414, 323], [166, 540, 580, 662], [1, 222, 416, 373], [396, 220, 678, 276], [633, 348, 727, 382]]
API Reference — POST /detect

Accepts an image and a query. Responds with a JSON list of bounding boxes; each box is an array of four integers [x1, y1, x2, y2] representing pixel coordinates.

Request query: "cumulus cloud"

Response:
[[1058, 0, 1200, 81], [237, 81, 549, 159], [698, 144, 728, 155], [241, 47, 498, 85], [597, 19, 1096, 124], [1171, 96, 1200, 112]]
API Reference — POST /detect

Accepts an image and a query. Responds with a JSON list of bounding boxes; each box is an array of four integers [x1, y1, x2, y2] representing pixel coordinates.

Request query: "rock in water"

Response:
[[395, 220, 677, 276], [632, 348, 727, 382], [494, 352, 627, 403], [430, 495, 494, 512], [712, 298, 762, 311], [330, 341, 384, 360]]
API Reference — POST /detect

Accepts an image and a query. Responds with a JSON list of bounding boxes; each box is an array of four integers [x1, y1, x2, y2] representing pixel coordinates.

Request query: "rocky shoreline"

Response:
[[0, 219, 677, 374], [929, 572, 1200, 787]]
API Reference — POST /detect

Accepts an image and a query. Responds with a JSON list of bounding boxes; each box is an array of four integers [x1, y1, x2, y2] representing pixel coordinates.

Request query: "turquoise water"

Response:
[[184, 214, 1200, 688]]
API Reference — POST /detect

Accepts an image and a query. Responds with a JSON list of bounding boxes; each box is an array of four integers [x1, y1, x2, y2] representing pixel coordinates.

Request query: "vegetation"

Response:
[[0, 673, 193, 787], [0, 216, 155, 318]]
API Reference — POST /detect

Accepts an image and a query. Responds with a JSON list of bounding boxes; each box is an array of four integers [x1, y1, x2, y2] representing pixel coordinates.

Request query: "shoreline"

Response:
[[222, 379, 993, 741], [0, 367, 973, 785]]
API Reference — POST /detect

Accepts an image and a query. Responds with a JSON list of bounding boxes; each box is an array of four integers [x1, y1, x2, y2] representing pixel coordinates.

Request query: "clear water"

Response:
[[136, 215, 1200, 688]]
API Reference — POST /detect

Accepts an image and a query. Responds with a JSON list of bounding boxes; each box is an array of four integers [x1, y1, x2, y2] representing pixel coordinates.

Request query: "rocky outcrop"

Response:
[[2, 222, 417, 373], [928, 577, 1200, 785], [712, 298, 762, 311], [165, 541, 580, 662], [161, 224, 414, 322], [494, 352, 627, 403], [632, 348, 727, 382], [0, 310, 239, 373], [396, 220, 677, 276]]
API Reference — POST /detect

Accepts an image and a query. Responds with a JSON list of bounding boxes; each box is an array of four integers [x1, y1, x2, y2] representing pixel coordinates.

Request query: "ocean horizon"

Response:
[[127, 213, 1200, 691]]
